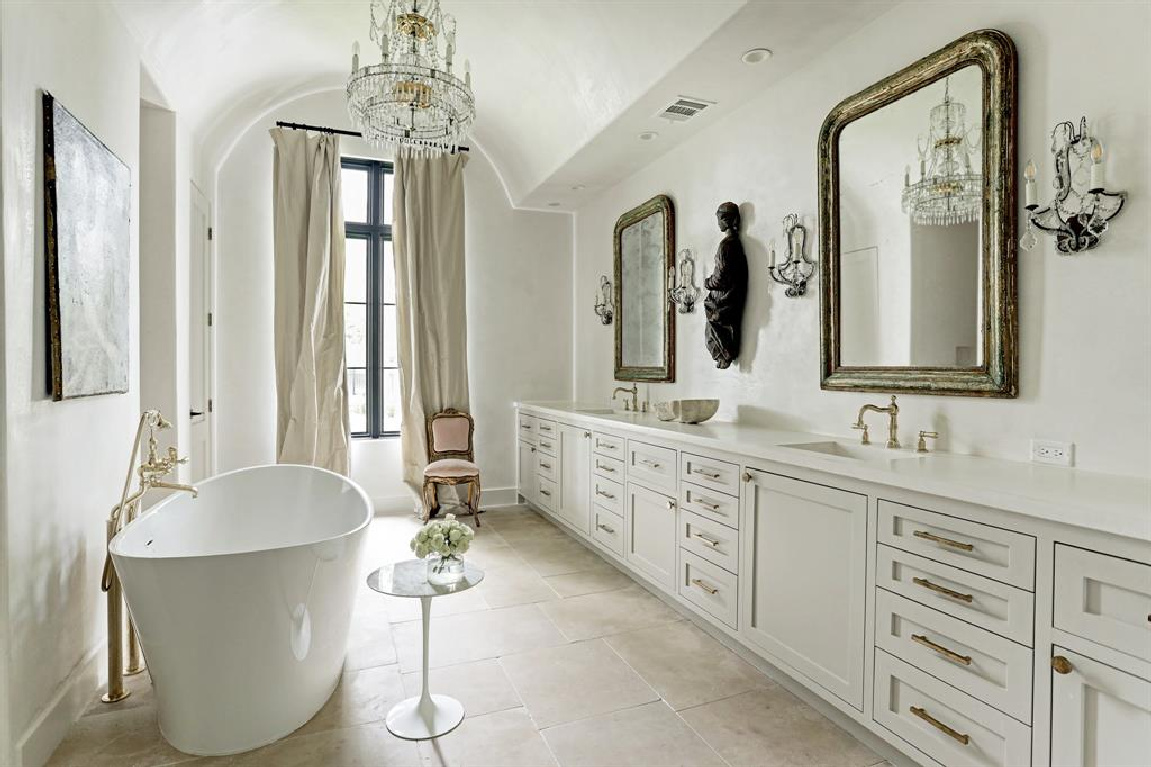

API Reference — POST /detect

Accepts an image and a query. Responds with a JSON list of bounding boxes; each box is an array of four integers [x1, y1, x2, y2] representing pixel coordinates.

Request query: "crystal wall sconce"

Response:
[[768, 213, 816, 297], [593, 275, 614, 325], [1020, 117, 1126, 254], [668, 249, 700, 313]]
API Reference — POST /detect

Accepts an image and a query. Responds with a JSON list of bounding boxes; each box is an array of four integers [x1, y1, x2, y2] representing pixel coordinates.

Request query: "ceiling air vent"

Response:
[[656, 96, 716, 123]]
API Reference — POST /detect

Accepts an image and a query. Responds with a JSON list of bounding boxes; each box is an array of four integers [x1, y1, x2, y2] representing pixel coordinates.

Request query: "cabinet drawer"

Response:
[[878, 545, 1034, 646], [680, 510, 738, 574], [592, 432, 625, 459], [874, 650, 1031, 767], [681, 483, 739, 529], [537, 477, 557, 513], [536, 453, 558, 481], [1054, 545, 1151, 662], [627, 440, 678, 493], [592, 506, 624, 557], [879, 500, 1036, 590], [680, 550, 737, 629], [592, 476, 624, 517], [593, 454, 624, 482], [536, 419, 558, 439], [680, 452, 739, 498], [537, 434, 557, 457], [875, 589, 1033, 723], [517, 413, 538, 441]]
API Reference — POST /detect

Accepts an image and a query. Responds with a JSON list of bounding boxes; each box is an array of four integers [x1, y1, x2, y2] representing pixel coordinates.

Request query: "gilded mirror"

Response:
[[818, 30, 1018, 397], [614, 194, 676, 382]]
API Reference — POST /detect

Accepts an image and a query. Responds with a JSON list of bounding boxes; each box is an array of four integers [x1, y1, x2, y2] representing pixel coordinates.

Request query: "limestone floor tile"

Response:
[[605, 621, 772, 710], [544, 568, 632, 598], [228, 723, 421, 767], [346, 600, 399, 671], [499, 639, 657, 728], [543, 701, 726, 767], [293, 664, 407, 738], [417, 707, 557, 767], [475, 563, 561, 608], [516, 539, 618, 578], [46, 705, 193, 767], [540, 584, 681, 641], [679, 687, 880, 767], [400, 658, 521, 718], [392, 603, 568, 672], [465, 543, 530, 573]]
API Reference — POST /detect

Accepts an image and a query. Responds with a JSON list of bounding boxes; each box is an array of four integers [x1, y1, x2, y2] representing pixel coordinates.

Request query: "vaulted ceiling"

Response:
[[112, 0, 894, 207]]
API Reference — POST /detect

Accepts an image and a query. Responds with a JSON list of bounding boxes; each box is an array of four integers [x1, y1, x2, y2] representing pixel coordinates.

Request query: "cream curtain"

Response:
[[270, 128, 350, 475], [393, 147, 470, 491]]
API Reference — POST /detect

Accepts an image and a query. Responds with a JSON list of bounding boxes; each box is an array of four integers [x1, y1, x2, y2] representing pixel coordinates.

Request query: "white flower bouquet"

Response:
[[411, 513, 475, 584]]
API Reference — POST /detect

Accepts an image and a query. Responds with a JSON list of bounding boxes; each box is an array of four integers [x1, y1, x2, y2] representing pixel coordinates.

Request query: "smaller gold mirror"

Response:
[[614, 195, 676, 382]]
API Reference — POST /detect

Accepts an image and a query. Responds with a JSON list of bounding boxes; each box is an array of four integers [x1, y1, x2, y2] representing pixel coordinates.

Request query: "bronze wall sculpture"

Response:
[[703, 202, 747, 369]]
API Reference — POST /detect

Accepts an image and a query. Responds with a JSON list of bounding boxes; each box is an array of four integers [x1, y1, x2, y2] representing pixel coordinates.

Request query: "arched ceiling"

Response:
[[112, 0, 893, 207]]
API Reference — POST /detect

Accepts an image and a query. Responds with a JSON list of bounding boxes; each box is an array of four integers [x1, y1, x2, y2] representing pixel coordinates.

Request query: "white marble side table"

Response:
[[366, 559, 485, 740]]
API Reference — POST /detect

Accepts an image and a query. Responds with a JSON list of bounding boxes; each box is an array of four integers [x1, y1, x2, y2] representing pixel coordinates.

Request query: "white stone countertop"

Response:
[[517, 401, 1151, 543]]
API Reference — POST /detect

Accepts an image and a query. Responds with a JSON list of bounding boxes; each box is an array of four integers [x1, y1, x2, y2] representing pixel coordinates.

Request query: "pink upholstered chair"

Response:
[[422, 408, 481, 526]]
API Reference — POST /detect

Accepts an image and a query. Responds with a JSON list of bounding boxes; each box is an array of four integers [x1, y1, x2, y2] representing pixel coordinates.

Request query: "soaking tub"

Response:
[[110, 464, 371, 755]]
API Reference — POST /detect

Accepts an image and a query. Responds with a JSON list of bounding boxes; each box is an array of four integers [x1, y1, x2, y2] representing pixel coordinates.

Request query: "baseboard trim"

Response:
[[17, 643, 102, 767], [373, 486, 519, 517]]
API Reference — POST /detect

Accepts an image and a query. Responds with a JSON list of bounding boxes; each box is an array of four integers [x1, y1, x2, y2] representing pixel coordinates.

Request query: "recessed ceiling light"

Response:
[[638, 131, 659, 141], [741, 48, 773, 65], [547, 202, 561, 207]]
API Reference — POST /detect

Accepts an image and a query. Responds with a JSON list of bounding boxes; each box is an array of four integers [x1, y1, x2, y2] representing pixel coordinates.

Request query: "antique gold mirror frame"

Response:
[[614, 194, 676, 383], [818, 29, 1019, 397]]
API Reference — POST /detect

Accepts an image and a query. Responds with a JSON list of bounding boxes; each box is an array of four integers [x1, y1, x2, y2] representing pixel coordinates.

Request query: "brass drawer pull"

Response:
[[540, 425, 553, 432], [692, 495, 723, 512], [909, 706, 969, 745], [694, 468, 722, 479], [596, 440, 617, 449], [742, 472, 753, 483], [520, 424, 531, 430], [639, 458, 663, 469], [913, 530, 975, 552], [693, 532, 721, 548], [691, 578, 719, 595], [540, 462, 552, 469], [539, 489, 551, 497], [596, 463, 617, 473], [911, 634, 972, 665], [596, 522, 616, 535], [912, 576, 974, 603], [666, 499, 676, 511], [1051, 655, 1074, 675], [596, 489, 616, 500]]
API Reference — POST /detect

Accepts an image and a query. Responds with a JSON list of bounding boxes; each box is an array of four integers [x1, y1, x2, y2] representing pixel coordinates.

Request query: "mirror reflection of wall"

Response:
[[838, 64, 984, 368], [620, 211, 667, 367]]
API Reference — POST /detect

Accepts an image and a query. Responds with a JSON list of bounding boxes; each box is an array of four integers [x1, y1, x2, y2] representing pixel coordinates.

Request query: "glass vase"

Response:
[[427, 553, 465, 586]]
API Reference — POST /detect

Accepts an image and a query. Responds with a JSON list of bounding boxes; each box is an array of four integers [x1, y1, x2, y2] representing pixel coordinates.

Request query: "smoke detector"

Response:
[[655, 96, 716, 123]]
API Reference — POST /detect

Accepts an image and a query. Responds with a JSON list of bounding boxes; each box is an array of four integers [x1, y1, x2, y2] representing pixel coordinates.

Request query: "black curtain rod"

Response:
[[274, 121, 469, 152]]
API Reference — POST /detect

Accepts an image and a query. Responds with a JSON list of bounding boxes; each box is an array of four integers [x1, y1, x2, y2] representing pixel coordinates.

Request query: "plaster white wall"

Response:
[[215, 89, 573, 508], [573, 1, 1151, 478], [0, 4, 141, 765]]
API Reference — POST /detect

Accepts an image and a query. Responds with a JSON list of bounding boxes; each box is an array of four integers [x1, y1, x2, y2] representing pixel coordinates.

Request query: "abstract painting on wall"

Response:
[[42, 92, 131, 400]]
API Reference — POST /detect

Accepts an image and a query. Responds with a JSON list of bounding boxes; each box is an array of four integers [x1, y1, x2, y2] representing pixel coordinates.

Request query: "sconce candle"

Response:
[[1089, 141, 1105, 193], [1023, 158, 1037, 209]]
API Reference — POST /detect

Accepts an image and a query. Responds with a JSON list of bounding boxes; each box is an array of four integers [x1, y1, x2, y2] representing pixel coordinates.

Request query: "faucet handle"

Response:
[[851, 422, 870, 445], [917, 430, 939, 454]]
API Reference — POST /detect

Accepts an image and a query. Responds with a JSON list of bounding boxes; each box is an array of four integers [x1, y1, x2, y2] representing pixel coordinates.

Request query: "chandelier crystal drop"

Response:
[[901, 78, 982, 226], [347, 0, 476, 151]]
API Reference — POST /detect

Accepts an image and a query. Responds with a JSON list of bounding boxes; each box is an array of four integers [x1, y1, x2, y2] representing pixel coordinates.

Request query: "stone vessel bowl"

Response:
[[654, 399, 720, 424]]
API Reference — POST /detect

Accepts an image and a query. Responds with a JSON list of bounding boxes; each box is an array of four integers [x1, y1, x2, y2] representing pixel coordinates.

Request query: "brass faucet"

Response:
[[612, 383, 639, 412], [101, 410, 198, 703], [853, 395, 901, 449]]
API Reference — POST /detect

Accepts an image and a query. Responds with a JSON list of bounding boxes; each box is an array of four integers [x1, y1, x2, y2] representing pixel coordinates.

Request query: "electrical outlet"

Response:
[[1031, 439, 1074, 467]]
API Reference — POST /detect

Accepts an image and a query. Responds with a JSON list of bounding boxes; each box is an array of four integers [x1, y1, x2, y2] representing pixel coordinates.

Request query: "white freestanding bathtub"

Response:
[[110, 464, 371, 755]]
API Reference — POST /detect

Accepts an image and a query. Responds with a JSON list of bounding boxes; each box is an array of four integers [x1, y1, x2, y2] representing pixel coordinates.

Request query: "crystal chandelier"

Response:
[[347, 0, 476, 151], [901, 78, 982, 226]]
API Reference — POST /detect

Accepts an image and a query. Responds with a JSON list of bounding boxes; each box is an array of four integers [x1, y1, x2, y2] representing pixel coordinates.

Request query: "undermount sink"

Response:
[[781, 440, 929, 465], [576, 408, 618, 415]]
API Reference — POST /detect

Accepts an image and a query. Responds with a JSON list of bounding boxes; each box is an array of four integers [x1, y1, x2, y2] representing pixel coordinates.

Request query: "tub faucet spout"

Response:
[[152, 480, 199, 499]]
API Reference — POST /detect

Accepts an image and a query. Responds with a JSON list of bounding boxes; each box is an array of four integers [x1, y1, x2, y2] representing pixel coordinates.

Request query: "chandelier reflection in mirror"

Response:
[[668, 249, 700, 313], [1020, 117, 1126, 254], [593, 276, 614, 325], [901, 78, 982, 226], [347, 0, 476, 151], [768, 214, 816, 298]]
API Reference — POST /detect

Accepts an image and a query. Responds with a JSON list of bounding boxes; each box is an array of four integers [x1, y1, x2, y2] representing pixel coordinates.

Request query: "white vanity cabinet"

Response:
[[557, 423, 591, 535], [740, 469, 868, 710], [625, 481, 678, 592]]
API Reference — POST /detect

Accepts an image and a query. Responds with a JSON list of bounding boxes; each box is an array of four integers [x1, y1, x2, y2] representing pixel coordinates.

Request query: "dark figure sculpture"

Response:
[[704, 202, 748, 369]]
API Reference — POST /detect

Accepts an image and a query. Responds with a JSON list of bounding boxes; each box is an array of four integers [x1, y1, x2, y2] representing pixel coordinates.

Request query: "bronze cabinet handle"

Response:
[[911, 634, 972, 665], [596, 488, 616, 500], [694, 468, 722, 479], [913, 530, 975, 552], [912, 576, 974, 603], [596, 463, 617, 473], [639, 458, 662, 469], [1051, 655, 1074, 675], [539, 489, 551, 497], [540, 462, 552, 469], [691, 578, 719, 595], [909, 706, 969, 745], [596, 522, 616, 535]]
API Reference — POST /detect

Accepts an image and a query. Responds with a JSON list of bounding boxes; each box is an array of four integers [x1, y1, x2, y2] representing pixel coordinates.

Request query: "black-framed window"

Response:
[[342, 157, 399, 438]]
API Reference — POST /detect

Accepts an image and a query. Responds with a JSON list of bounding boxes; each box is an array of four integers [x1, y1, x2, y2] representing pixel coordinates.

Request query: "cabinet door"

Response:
[[625, 482, 677, 592], [741, 470, 868, 710], [517, 440, 538, 506], [1051, 647, 1151, 767], [558, 424, 591, 535]]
